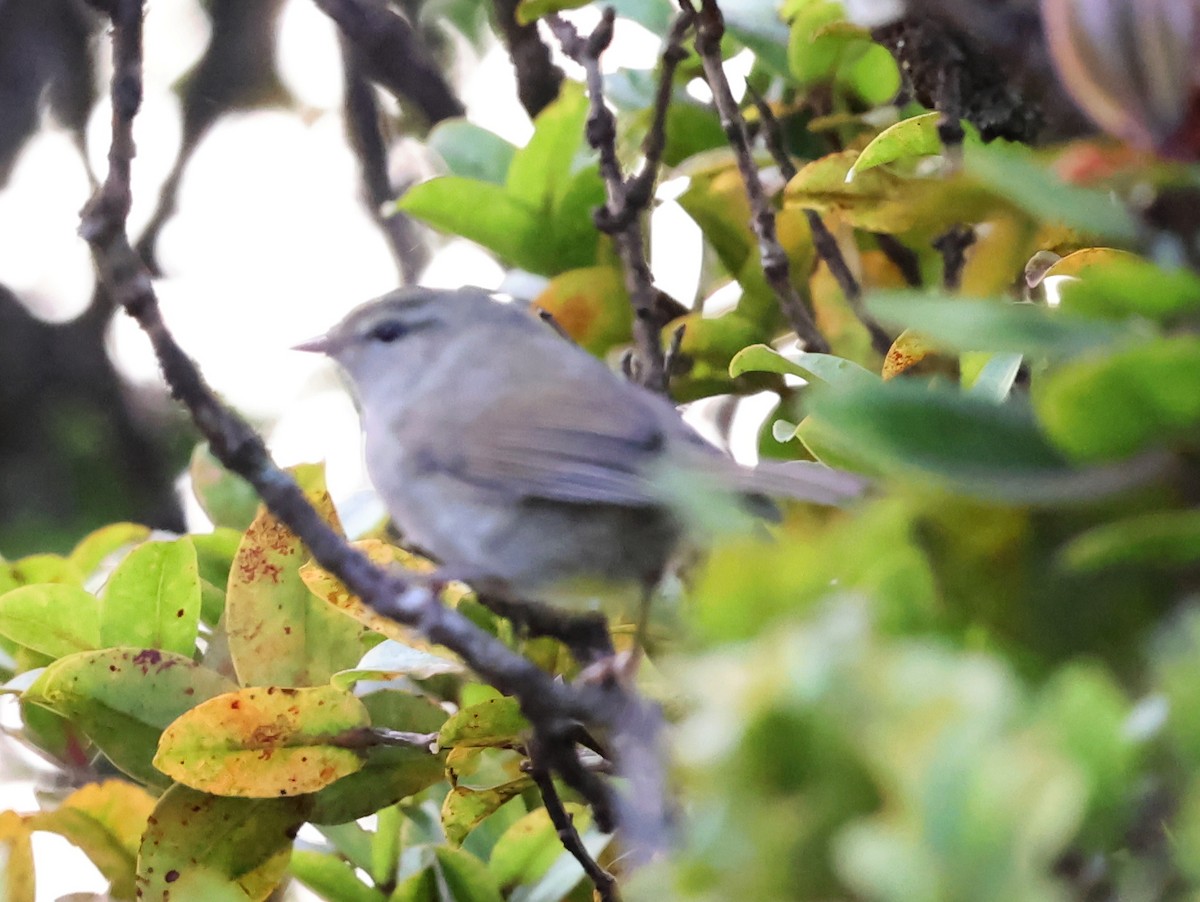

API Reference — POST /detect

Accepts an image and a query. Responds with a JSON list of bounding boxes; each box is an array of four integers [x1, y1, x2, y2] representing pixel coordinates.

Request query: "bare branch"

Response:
[[745, 84, 891, 355], [528, 736, 621, 902], [492, 0, 565, 119], [689, 0, 829, 353], [340, 36, 428, 284], [873, 232, 923, 287], [547, 10, 694, 395], [311, 0, 464, 123]]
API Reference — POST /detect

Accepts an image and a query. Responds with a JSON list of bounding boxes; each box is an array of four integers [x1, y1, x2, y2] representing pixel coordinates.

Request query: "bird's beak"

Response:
[[292, 333, 335, 354]]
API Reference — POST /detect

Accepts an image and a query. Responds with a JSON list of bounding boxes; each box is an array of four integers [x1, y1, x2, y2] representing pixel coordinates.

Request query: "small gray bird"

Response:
[[296, 286, 863, 611]]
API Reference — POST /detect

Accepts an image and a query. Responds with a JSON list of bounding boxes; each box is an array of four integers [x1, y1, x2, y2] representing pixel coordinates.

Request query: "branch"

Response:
[[873, 232, 923, 287], [934, 224, 976, 291], [311, 0, 464, 124], [79, 0, 669, 872], [689, 0, 829, 354], [492, 0, 565, 119], [547, 10, 694, 395], [528, 736, 620, 902], [340, 36, 428, 284], [745, 86, 891, 356]]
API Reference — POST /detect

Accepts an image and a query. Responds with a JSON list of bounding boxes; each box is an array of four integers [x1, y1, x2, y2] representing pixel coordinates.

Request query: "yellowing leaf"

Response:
[[438, 697, 529, 750], [441, 781, 532, 846], [0, 810, 34, 902], [137, 784, 307, 902], [226, 463, 369, 688], [28, 780, 156, 899], [881, 329, 959, 381], [24, 648, 236, 786], [154, 685, 369, 797], [298, 539, 463, 656], [531, 266, 633, 355]]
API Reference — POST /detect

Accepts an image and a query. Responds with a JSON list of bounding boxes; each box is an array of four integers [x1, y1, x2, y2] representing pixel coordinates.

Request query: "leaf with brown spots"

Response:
[[298, 539, 461, 655], [24, 648, 236, 786], [154, 685, 369, 797], [226, 463, 371, 688], [136, 784, 308, 902]]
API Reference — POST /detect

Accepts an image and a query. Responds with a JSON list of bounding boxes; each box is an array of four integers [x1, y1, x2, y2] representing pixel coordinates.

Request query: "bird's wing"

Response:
[[399, 383, 677, 507], [397, 372, 867, 510]]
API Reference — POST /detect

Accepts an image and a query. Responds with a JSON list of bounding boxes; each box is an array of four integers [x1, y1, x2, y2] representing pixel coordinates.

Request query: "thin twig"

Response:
[[340, 36, 427, 284], [311, 0, 464, 123], [934, 224, 976, 290], [689, 0, 829, 353], [662, 322, 687, 379], [79, 0, 669, 869], [873, 232, 923, 287], [331, 727, 438, 749], [528, 736, 621, 902], [746, 83, 891, 355], [547, 10, 693, 395]]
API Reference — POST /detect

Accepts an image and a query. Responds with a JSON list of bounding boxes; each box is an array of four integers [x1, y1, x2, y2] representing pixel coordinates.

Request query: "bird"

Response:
[[294, 286, 864, 615]]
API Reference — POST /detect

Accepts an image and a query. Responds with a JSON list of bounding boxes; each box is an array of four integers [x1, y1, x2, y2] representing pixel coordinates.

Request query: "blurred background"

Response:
[[0, 0, 706, 560]]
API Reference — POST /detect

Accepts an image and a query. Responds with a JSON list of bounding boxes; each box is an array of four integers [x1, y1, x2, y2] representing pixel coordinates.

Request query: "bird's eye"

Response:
[[368, 320, 407, 343]]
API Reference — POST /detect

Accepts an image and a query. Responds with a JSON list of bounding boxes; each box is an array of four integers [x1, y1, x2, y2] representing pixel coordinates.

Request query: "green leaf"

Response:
[[137, 785, 308, 901], [100, 537, 201, 656], [1034, 337, 1200, 461], [441, 783, 530, 847], [427, 120, 517, 186], [1034, 664, 1138, 845], [394, 178, 548, 273], [967, 353, 1024, 402], [0, 584, 98, 658], [544, 163, 607, 271], [867, 291, 1131, 358], [514, 0, 588, 24], [850, 112, 944, 176], [290, 851, 387, 902], [67, 522, 150, 578], [24, 648, 235, 785], [488, 804, 591, 887], [154, 685, 370, 797], [730, 344, 878, 388], [3, 553, 83, 588], [840, 41, 900, 106], [506, 84, 588, 208], [963, 141, 1139, 243], [723, 0, 791, 75], [1060, 510, 1200, 572], [391, 846, 504, 902], [1052, 252, 1200, 322], [438, 697, 529, 749], [191, 444, 261, 532], [787, 2, 861, 85], [806, 380, 1160, 503]]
